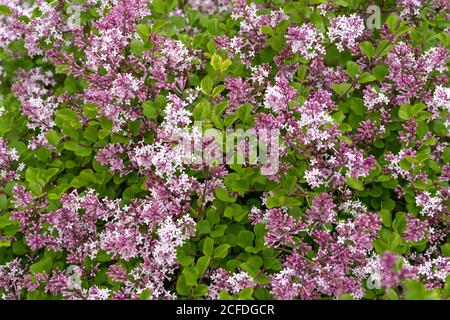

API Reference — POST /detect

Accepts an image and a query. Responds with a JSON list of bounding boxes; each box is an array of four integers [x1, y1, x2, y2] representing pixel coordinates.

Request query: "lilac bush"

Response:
[[0, 0, 449, 300]]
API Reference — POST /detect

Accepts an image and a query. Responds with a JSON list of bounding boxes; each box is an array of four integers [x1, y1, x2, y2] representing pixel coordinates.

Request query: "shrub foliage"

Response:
[[0, 0, 449, 300]]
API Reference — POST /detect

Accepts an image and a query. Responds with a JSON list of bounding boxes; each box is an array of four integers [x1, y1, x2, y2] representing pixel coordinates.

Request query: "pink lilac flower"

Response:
[[263, 208, 305, 248], [250, 64, 271, 86], [12, 68, 58, 149], [188, 0, 232, 15], [86, 286, 111, 300], [403, 214, 429, 242], [208, 268, 255, 299], [423, 46, 449, 73], [19, 1, 66, 57], [286, 24, 325, 60], [327, 14, 365, 53], [225, 77, 255, 112], [363, 86, 389, 111], [295, 94, 338, 150], [0, 139, 22, 184], [398, 0, 423, 18], [93, 0, 150, 34], [96, 143, 128, 176], [305, 193, 337, 225], [354, 120, 385, 145], [427, 85, 450, 119], [308, 58, 349, 89], [384, 148, 416, 180], [416, 191, 445, 218], [263, 76, 297, 113], [270, 208, 380, 299], [379, 253, 417, 289], [386, 43, 449, 105], [399, 118, 418, 143], [10, 183, 197, 299], [304, 142, 376, 189], [216, 0, 287, 65], [417, 257, 450, 288], [0, 259, 35, 300], [357, 253, 417, 290], [0, 0, 36, 49]]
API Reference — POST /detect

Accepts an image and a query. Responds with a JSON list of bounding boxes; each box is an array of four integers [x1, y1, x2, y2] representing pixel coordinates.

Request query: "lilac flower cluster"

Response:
[[9, 185, 195, 299], [0, 139, 22, 185], [327, 14, 366, 53], [0, 0, 449, 301]]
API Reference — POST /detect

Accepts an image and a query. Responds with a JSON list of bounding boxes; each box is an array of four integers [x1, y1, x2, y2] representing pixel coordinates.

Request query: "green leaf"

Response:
[[381, 199, 396, 211], [83, 125, 98, 144], [393, 212, 407, 234], [152, 0, 166, 14], [0, 4, 11, 16], [203, 237, 214, 256], [268, 35, 285, 51], [372, 64, 388, 81], [193, 285, 209, 297], [346, 176, 364, 190], [350, 98, 365, 115], [238, 287, 254, 299], [196, 220, 211, 235], [240, 256, 263, 276], [399, 103, 427, 120], [358, 72, 376, 84], [201, 76, 214, 95], [182, 267, 199, 286], [214, 244, 230, 259], [398, 104, 410, 120], [176, 275, 188, 295], [415, 146, 431, 163], [236, 103, 253, 124], [443, 147, 450, 163], [359, 41, 374, 60], [0, 195, 7, 210], [12, 240, 27, 255], [130, 39, 144, 57], [266, 195, 285, 208], [46, 130, 61, 146], [212, 85, 225, 98], [210, 53, 222, 71], [375, 40, 392, 57], [143, 101, 158, 119], [215, 188, 236, 203], [332, 83, 352, 96], [260, 25, 274, 35], [403, 280, 440, 300], [346, 61, 360, 79], [193, 101, 212, 121], [221, 59, 232, 72], [136, 24, 150, 39], [387, 14, 399, 33], [332, 111, 345, 123], [166, 0, 178, 12], [177, 250, 194, 267], [139, 289, 151, 300], [75, 145, 92, 157], [441, 243, 450, 257], [237, 230, 254, 248], [207, 18, 219, 35], [30, 256, 53, 274], [206, 210, 220, 225], [380, 210, 392, 227], [55, 108, 81, 129], [196, 256, 210, 277]]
